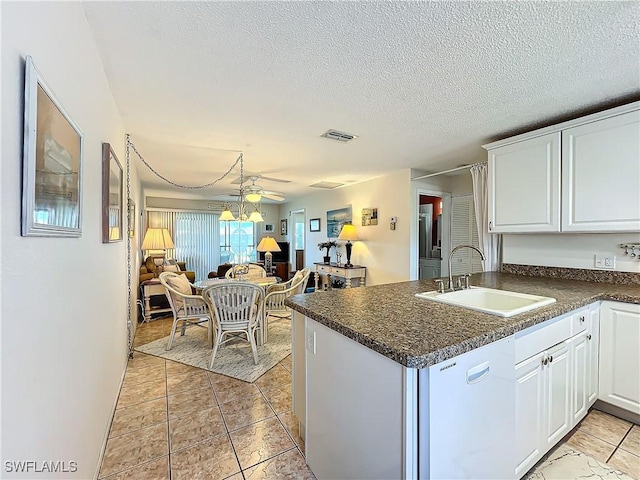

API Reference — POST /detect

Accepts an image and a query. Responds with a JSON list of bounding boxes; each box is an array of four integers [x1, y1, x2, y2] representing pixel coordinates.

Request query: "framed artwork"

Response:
[[280, 219, 288, 235], [128, 198, 136, 237], [326, 206, 352, 238], [102, 143, 123, 243], [362, 207, 378, 226], [22, 56, 83, 237], [309, 218, 321, 232], [265, 224, 274, 232]]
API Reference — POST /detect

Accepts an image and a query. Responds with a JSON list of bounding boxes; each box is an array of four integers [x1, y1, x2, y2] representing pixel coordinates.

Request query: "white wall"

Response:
[[503, 233, 640, 273], [280, 170, 413, 286], [1, 3, 129, 478]]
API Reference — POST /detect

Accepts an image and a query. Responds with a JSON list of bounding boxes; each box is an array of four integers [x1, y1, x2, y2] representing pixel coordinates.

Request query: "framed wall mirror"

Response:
[[102, 143, 123, 243]]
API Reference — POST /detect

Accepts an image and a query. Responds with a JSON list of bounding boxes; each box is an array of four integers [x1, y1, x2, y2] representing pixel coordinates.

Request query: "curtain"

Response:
[[146, 210, 221, 281], [470, 163, 501, 272]]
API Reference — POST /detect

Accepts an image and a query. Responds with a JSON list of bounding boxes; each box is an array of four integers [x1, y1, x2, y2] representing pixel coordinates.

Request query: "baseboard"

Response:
[[593, 400, 640, 425], [93, 356, 128, 479]]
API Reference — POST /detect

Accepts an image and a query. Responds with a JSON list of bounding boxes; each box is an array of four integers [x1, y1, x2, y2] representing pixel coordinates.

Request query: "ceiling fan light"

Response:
[[245, 192, 262, 203], [248, 210, 264, 222]]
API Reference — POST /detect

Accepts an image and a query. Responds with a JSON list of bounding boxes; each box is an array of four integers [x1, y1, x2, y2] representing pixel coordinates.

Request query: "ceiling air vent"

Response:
[[322, 129, 358, 143]]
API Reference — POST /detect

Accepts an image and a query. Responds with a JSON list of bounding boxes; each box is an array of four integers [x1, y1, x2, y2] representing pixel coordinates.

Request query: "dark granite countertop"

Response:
[[285, 272, 640, 369]]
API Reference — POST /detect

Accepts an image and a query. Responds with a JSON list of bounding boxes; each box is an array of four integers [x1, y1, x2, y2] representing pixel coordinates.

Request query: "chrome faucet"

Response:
[[448, 245, 486, 291]]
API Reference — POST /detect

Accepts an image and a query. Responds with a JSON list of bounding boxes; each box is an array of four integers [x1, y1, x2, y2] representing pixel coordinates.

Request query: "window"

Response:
[[219, 221, 256, 264]]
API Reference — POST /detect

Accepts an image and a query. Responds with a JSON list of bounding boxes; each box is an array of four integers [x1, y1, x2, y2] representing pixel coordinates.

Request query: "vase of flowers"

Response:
[[318, 240, 338, 264]]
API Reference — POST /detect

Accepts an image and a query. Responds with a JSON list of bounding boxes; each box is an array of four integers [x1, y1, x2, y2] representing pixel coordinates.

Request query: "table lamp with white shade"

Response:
[[141, 228, 175, 274], [256, 236, 281, 273], [338, 223, 359, 268]]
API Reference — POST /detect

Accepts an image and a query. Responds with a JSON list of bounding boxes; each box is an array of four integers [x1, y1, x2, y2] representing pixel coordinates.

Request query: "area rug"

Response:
[[135, 318, 291, 383], [523, 444, 634, 480]]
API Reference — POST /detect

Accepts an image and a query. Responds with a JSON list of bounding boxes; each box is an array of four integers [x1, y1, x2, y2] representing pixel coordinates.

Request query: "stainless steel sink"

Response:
[[415, 287, 556, 317]]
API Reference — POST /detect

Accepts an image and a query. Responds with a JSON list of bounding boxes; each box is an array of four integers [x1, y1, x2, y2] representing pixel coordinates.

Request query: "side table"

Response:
[[314, 263, 366, 291], [141, 279, 172, 322]]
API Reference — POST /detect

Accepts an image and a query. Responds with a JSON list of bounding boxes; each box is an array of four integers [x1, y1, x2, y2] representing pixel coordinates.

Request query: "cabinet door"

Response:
[[587, 306, 600, 406], [488, 132, 561, 233], [561, 110, 640, 232], [545, 341, 572, 447], [572, 331, 589, 424], [515, 352, 545, 478], [599, 301, 640, 414]]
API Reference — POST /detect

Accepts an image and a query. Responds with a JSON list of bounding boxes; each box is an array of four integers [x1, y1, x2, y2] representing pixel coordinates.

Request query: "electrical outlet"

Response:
[[594, 253, 616, 270], [306, 331, 316, 354]]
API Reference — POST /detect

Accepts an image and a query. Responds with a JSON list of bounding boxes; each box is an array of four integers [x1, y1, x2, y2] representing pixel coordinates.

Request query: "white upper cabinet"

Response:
[[488, 132, 561, 233], [484, 102, 640, 234], [561, 110, 640, 232]]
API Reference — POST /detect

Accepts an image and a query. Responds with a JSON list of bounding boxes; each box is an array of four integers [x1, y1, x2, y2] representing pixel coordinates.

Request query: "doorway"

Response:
[[291, 209, 305, 272], [416, 190, 451, 280]]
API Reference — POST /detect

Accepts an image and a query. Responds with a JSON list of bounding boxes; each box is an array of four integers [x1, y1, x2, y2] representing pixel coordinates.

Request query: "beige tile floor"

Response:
[[561, 408, 640, 479], [102, 317, 639, 479], [98, 317, 315, 480]]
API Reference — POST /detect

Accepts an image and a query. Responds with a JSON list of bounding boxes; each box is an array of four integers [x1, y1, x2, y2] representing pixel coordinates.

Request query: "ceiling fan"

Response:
[[213, 176, 285, 202], [243, 176, 285, 202], [230, 173, 291, 185]]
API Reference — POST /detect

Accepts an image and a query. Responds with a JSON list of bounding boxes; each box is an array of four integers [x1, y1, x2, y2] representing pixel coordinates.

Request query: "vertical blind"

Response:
[[146, 210, 220, 281]]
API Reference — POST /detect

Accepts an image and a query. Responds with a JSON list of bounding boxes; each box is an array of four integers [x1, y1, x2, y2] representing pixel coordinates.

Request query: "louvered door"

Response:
[[450, 195, 483, 276]]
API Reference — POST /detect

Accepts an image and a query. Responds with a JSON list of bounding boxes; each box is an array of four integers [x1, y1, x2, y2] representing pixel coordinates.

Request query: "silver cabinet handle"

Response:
[[489, 221, 493, 231], [587, 334, 592, 341], [579, 315, 585, 323], [542, 356, 548, 366], [549, 355, 553, 363]]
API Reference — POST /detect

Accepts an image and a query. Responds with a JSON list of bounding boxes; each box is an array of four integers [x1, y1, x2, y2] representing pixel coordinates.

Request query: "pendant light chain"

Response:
[[125, 134, 134, 359], [127, 139, 243, 189]]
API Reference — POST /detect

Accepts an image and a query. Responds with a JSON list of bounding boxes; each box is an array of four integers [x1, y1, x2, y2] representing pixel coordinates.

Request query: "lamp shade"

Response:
[[141, 228, 175, 250], [245, 192, 262, 203], [220, 208, 236, 221], [248, 209, 265, 223], [338, 223, 359, 241], [256, 236, 281, 252]]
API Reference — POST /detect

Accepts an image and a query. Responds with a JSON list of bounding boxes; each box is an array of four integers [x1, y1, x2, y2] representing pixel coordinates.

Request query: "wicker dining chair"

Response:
[[159, 272, 213, 351], [201, 282, 264, 367], [225, 264, 267, 279], [262, 268, 311, 343]]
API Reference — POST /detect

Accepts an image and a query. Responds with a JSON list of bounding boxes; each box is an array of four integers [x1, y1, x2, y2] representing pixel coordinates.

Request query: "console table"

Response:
[[141, 279, 172, 322], [314, 263, 366, 290]]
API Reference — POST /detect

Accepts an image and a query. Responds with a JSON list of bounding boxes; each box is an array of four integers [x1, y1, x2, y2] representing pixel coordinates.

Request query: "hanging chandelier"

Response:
[[219, 154, 264, 223]]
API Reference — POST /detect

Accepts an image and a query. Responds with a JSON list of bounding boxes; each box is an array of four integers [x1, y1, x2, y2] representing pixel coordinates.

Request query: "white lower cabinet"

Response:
[[514, 340, 571, 477], [599, 301, 640, 414], [514, 304, 599, 478]]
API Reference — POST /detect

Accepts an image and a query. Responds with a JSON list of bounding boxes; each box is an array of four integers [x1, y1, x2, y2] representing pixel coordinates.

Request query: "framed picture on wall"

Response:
[[22, 56, 83, 237], [102, 143, 123, 243], [309, 218, 321, 232], [326, 206, 352, 238], [280, 219, 288, 235], [265, 224, 274, 232], [128, 198, 136, 237]]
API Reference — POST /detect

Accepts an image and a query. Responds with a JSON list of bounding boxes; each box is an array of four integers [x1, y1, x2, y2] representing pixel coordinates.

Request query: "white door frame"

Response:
[[291, 208, 305, 267], [413, 188, 451, 280]]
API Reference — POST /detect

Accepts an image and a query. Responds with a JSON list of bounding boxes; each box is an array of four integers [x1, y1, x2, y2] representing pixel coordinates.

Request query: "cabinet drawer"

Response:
[[515, 314, 572, 364], [571, 308, 589, 335]]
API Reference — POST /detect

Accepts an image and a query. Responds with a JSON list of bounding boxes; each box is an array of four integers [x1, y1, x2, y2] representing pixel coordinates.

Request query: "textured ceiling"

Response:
[[82, 1, 640, 201]]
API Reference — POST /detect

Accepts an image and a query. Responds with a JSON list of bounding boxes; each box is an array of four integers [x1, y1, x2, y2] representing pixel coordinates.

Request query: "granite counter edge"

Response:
[[286, 291, 639, 369]]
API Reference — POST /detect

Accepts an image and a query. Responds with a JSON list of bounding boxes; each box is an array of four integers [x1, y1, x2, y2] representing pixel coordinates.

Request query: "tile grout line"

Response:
[[605, 424, 635, 464], [212, 378, 246, 479]]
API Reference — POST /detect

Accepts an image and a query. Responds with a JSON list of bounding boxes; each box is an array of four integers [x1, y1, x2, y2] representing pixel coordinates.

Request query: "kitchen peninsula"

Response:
[[285, 272, 640, 479]]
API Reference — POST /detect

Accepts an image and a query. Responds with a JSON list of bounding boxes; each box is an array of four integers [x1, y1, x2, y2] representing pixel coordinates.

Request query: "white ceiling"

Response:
[[82, 1, 640, 202]]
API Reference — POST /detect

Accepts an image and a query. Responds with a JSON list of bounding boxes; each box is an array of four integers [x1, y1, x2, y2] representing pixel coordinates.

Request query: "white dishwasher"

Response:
[[420, 335, 515, 480]]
